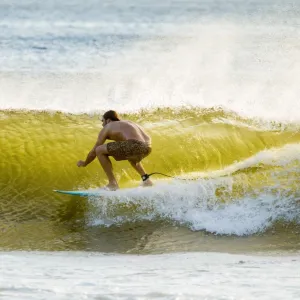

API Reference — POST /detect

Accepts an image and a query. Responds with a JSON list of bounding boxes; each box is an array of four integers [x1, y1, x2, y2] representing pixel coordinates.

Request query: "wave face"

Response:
[[1, 108, 300, 252]]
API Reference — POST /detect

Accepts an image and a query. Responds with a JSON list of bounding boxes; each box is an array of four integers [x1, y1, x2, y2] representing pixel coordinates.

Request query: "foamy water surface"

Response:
[[1, 252, 300, 300]]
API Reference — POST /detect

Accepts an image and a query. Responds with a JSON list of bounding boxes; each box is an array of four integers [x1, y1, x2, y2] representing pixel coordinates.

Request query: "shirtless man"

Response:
[[77, 110, 153, 190]]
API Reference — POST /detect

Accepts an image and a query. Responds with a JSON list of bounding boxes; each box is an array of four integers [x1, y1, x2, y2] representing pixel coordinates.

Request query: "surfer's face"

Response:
[[101, 118, 110, 127]]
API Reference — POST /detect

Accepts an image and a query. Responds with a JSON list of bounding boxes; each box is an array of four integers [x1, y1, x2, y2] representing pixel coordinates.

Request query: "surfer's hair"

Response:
[[103, 110, 120, 121]]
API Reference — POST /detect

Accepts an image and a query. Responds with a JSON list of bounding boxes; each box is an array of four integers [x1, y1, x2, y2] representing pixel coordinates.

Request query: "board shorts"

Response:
[[106, 139, 152, 163]]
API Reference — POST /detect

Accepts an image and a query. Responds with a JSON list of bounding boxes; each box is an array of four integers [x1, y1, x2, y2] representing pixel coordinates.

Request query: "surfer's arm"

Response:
[[80, 128, 108, 167]]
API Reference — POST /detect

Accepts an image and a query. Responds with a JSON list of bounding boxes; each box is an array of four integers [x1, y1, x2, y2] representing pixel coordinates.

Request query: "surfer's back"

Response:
[[106, 120, 151, 145]]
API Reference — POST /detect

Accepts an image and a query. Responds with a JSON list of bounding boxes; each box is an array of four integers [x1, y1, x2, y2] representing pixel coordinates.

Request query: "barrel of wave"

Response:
[[1, 108, 298, 203]]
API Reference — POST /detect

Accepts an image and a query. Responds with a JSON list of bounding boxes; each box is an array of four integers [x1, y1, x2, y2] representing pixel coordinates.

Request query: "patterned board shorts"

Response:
[[106, 139, 152, 163]]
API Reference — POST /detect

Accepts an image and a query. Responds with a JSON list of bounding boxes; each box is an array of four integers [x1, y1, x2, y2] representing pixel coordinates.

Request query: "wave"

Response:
[[1, 107, 300, 251]]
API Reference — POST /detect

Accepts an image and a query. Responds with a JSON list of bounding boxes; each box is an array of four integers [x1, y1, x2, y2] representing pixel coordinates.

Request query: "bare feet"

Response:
[[141, 178, 153, 187], [105, 183, 119, 191]]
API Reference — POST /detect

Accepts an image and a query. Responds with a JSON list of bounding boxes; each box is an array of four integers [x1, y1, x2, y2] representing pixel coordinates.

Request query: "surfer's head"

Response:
[[102, 110, 120, 126]]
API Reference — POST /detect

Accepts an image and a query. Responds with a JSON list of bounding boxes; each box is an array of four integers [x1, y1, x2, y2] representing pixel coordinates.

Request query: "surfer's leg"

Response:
[[95, 145, 119, 190], [129, 161, 153, 187]]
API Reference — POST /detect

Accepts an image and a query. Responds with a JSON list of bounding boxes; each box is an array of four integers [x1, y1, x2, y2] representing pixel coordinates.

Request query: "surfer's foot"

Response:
[[105, 182, 119, 191], [141, 178, 153, 187]]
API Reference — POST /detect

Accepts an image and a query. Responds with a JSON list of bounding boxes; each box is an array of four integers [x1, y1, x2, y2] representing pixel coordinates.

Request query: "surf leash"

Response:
[[141, 172, 196, 182]]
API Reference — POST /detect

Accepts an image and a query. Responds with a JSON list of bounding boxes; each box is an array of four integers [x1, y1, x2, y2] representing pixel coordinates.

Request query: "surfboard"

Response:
[[53, 183, 160, 197], [53, 189, 112, 197]]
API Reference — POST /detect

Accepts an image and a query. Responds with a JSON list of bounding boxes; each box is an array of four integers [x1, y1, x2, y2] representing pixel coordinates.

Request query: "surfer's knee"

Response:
[[95, 145, 108, 156]]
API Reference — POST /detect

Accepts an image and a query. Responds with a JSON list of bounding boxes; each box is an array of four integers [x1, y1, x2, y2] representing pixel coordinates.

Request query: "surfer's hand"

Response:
[[77, 160, 86, 167]]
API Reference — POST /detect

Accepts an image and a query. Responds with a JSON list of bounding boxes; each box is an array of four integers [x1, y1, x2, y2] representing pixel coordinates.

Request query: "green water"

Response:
[[1, 108, 300, 252]]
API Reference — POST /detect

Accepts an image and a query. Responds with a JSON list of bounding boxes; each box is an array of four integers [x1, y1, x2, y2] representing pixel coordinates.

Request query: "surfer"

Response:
[[77, 110, 153, 190]]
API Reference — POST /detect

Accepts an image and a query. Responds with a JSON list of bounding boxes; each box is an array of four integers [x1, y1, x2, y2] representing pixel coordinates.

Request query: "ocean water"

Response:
[[1, 252, 300, 300], [1, 0, 300, 299]]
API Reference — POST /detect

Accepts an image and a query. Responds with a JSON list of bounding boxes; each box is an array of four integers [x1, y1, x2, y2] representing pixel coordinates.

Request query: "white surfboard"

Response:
[[53, 189, 113, 197], [54, 181, 171, 198]]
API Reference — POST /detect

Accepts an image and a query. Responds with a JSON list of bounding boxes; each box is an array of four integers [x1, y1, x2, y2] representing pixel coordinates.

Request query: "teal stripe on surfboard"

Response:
[[53, 189, 109, 197]]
